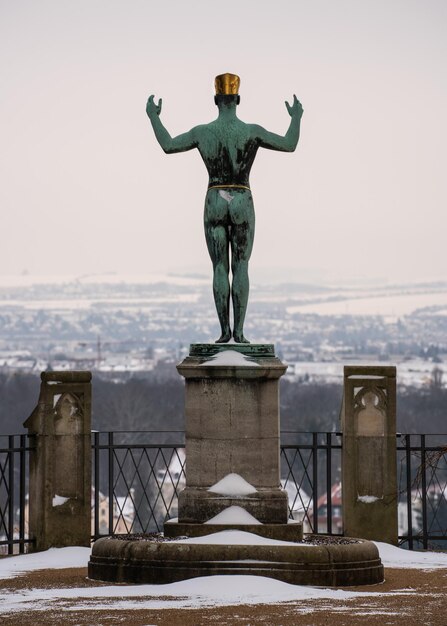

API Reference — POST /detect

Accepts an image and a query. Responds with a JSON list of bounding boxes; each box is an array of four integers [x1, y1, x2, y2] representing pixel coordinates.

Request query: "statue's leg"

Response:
[[229, 190, 255, 344], [204, 190, 231, 343]]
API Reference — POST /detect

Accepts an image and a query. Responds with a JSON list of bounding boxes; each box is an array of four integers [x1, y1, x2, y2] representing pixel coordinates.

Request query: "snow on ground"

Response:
[[0, 573, 416, 613], [0, 547, 91, 579], [374, 542, 447, 569], [2, 541, 447, 582], [0, 542, 446, 613], [208, 473, 258, 496], [204, 506, 261, 525]]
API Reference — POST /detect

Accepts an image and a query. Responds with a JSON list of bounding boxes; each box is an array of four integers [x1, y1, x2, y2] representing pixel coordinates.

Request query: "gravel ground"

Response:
[[0, 566, 446, 625]]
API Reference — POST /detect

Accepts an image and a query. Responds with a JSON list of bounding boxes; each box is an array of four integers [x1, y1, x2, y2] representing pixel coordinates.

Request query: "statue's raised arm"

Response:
[[252, 95, 303, 152], [146, 95, 197, 154]]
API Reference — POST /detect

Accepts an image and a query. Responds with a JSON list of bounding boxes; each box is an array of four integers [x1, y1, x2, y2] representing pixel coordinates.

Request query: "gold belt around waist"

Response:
[[207, 184, 251, 191]]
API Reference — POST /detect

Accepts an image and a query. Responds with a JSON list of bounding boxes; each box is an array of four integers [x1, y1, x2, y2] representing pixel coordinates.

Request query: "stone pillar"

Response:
[[176, 344, 288, 524], [341, 365, 398, 544], [24, 371, 92, 551]]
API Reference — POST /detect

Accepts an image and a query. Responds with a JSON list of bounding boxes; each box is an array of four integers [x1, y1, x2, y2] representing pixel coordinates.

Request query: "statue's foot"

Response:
[[233, 332, 250, 344], [215, 331, 232, 344]]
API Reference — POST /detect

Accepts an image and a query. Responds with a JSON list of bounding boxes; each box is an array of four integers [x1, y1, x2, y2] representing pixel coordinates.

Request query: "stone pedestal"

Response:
[[176, 344, 289, 525], [341, 366, 398, 545], [24, 371, 92, 551], [89, 351, 385, 588]]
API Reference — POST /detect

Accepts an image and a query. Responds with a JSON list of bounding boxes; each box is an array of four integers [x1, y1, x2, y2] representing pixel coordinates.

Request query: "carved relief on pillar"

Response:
[[53, 392, 84, 427], [53, 392, 85, 499], [23, 371, 92, 550], [341, 366, 398, 544], [354, 386, 386, 437]]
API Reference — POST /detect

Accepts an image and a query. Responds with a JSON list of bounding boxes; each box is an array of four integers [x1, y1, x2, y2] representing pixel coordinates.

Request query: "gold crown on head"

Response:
[[215, 73, 240, 95]]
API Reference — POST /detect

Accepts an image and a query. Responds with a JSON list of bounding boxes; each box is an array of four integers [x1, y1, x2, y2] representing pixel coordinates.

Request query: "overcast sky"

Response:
[[1, 0, 446, 285]]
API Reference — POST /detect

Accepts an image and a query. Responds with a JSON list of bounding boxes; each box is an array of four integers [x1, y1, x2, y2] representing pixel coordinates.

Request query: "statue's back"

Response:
[[195, 119, 258, 187]]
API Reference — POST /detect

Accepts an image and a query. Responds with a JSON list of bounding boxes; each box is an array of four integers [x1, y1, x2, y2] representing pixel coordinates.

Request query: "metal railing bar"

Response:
[[94, 431, 100, 539], [405, 434, 414, 551], [0, 443, 34, 453], [396, 445, 446, 452], [91, 444, 186, 451], [326, 432, 333, 535], [19, 434, 26, 554], [108, 432, 114, 534], [280, 444, 342, 450], [312, 432, 319, 534], [0, 538, 34, 546], [420, 434, 428, 550], [91, 430, 186, 434], [8, 436, 14, 555]]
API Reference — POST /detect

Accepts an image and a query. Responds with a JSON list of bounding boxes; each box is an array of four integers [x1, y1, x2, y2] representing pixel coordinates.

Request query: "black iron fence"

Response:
[[2, 431, 446, 552], [90, 431, 343, 539], [280, 431, 342, 535], [91, 431, 447, 549], [0, 434, 33, 555], [397, 434, 447, 550], [91, 431, 187, 538]]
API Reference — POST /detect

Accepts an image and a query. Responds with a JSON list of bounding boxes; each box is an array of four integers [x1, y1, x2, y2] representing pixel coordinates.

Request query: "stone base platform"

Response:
[[178, 488, 289, 524], [164, 519, 303, 541], [88, 534, 384, 587]]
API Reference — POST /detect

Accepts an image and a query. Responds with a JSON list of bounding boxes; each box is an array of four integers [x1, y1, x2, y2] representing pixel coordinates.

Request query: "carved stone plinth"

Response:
[[176, 345, 289, 525], [164, 519, 303, 541]]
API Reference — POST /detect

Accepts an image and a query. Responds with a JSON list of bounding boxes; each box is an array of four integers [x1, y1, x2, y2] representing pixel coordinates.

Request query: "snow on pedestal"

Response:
[[171, 530, 304, 546], [52, 495, 69, 507], [357, 495, 381, 504], [200, 350, 260, 367], [204, 506, 261, 525], [208, 473, 258, 497]]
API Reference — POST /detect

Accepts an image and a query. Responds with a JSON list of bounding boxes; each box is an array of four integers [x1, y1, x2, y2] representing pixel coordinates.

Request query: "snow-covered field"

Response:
[[0, 540, 446, 612], [288, 357, 447, 388], [0, 273, 209, 289], [286, 290, 447, 317]]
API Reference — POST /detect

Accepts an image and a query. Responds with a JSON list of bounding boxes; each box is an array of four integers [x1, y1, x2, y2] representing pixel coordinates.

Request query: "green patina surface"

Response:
[[189, 343, 275, 359], [146, 86, 303, 344]]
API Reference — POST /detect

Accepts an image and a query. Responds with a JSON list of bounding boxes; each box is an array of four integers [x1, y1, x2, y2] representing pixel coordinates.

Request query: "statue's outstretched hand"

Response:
[[285, 95, 303, 119], [146, 95, 162, 118]]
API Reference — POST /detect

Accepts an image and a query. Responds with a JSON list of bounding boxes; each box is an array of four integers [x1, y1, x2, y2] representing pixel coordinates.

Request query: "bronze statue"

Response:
[[147, 73, 303, 343]]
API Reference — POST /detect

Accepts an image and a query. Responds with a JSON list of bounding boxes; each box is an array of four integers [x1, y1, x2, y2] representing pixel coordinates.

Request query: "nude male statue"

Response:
[[146, 73, 303, 344]]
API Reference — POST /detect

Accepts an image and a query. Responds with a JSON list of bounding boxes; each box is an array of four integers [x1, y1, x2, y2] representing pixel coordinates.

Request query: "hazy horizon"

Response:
[[1, 1, 446, 285]]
